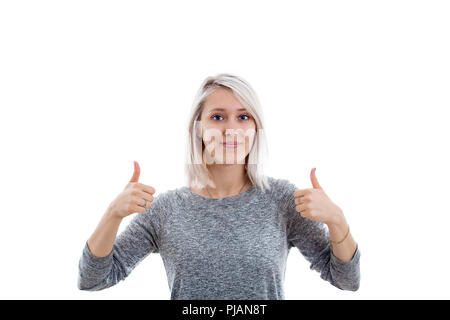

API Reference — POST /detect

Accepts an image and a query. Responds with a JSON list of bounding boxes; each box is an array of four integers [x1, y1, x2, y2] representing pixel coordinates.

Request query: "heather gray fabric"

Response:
[[78, 176, 361, 299]]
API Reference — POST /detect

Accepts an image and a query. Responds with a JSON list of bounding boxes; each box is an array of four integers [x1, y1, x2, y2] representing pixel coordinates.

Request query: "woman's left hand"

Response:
[[294, 168, 345, 226]]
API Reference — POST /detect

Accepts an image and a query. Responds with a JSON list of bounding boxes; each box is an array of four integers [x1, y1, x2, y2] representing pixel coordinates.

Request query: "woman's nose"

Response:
[[224, 127, 237, 136], [224, 127, 246, 141], [221, 119, 244, 132]]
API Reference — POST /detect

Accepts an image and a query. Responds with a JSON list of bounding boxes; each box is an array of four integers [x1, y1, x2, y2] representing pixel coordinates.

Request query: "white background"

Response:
[[1, 0, 449, 299]]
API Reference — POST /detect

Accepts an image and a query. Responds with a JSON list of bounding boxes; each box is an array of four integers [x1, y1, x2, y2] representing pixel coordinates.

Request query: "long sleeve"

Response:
[[278, 178, 361, 291], [77, 194, 166, 291]]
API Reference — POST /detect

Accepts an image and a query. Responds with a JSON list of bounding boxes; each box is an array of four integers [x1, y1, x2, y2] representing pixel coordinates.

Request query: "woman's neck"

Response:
[[200, 163, 253, 198]]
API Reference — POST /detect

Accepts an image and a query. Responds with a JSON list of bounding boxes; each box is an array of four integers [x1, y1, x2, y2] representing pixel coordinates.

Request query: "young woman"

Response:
[[78, 73, 360, 299]]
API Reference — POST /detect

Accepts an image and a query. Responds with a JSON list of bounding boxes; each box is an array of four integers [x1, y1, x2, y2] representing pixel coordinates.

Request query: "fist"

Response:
[[293, 168, 344, 226], [110, 161, 156, 219]]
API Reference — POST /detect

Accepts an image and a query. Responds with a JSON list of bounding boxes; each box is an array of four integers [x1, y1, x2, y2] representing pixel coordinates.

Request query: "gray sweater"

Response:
[[78, 176, 361, 299]]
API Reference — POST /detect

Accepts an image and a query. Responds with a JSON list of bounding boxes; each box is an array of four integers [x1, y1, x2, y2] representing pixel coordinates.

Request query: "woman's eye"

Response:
[[211, 114, 250, 121]]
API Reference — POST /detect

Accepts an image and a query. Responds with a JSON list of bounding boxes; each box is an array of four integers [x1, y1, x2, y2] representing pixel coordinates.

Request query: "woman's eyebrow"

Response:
[[208, 108, 248, 113]]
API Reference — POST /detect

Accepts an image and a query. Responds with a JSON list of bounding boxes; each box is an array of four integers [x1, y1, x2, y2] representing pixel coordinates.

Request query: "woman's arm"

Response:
[[274, 174, 361, 291], [294, 168, 359, 263], [327, 211, 358, 262], [87, 204, 123, 258], [78, 199, 163, 291]]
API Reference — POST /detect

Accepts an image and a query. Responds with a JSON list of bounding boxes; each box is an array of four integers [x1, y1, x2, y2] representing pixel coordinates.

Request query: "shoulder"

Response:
[[265, 175, 298, 196], [142, 187, 180, 219], [151, 189, 172, 207], [150, 184, 196, 209], [264, 175, 298, 211]]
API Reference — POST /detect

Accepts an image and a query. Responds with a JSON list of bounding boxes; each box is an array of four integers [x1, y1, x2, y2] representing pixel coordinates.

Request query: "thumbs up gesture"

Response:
[[109, 161, 156, 219], [293, 168, 344, 226]]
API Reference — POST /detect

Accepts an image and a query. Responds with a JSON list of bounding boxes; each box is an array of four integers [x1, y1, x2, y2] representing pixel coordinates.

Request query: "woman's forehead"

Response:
[[203, 88, 246, 112]]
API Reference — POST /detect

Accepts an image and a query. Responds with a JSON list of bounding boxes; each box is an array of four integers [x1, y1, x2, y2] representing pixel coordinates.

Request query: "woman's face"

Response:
[[199, 88, 256, 165]]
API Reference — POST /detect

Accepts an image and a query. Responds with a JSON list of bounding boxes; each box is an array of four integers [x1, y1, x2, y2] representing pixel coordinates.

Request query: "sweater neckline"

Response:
[[184, 184, 257, 204]]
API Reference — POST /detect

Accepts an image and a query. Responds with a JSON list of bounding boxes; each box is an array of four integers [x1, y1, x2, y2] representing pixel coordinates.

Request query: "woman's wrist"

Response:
[[106, 202, 123, 221], [326, 209, 349, 243], [326, 207, 346, 228]]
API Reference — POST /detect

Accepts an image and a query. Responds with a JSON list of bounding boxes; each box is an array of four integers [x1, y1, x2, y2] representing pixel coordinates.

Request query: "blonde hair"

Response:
[[184, 73, 270, 191]]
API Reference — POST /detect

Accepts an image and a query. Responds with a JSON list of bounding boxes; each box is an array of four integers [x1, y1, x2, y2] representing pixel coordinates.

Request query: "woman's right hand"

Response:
[[109, 161, 156, 219]]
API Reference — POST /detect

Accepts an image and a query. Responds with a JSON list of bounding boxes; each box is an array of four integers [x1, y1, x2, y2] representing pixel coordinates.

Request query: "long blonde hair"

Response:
[[184, 73, 270, 191]]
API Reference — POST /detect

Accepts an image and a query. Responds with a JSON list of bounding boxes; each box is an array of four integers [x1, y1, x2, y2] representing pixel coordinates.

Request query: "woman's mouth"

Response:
[[222, 142, 241, 148]]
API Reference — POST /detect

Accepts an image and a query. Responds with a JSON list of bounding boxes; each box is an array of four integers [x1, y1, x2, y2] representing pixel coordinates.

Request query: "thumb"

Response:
[[130, 160, 140, 182], [310, 167, 323, 190]]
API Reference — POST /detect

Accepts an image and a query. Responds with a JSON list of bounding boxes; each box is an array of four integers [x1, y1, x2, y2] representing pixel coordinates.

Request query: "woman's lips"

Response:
[[222, 142, 242, 148]]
